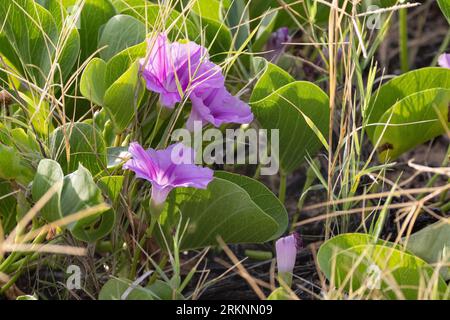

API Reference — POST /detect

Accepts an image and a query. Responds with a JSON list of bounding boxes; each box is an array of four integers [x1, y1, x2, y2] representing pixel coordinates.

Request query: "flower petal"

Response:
[[438, 53, 450, 69], [151, 184, 172, 205], [123, 142, 158, 181], [170, 164, 214, 189], [190, 87, 254, 128], [275, 233, 299, 274]]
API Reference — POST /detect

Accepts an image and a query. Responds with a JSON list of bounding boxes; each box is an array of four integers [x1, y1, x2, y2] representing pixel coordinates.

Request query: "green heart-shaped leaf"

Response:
[[373, 88, 450, 161], [61, 164, 113, 242], [405, 221, 450, 280], [75, 0, 117, 61], [160, 173, 287, 250], [98, 14, 146, 61], [50, 122, 107, 175], [438, 0, 450, 23], [251, 61, 329, 173], [365, 67, 450, 141], [318, 233, 448, 300], [80, 58, 108, 106], [99, 278, 183, 300], [31, 159, 64, 222], [215, 171, 288, 240], [103, 61, 145, 133]]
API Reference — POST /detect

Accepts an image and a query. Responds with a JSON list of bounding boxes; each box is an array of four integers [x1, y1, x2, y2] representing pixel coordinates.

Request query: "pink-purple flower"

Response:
[[275, 233, 300, 274], [438, 53, 450, 69], [140, 33, 253, 129], [123, 142, 214, 205], [187, 87, 255, 131], [264, 27, 291, 62]]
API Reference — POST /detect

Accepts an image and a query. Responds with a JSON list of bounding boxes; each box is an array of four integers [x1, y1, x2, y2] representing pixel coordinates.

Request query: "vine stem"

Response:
[[399, 8, 409, 73], [113, 133, 123, 147], [129, 199, 163, 280], [129, 217, 157, 280]]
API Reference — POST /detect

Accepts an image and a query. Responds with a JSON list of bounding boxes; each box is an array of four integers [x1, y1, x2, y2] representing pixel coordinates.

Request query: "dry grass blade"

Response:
[[216, 236, 267, 300], [1, 243, 87, 256]]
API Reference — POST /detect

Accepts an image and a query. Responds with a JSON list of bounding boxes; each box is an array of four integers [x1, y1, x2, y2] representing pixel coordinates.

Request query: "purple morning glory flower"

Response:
[[438, 53, 450, 69], [275, 233, 300, 274], [187, 86, 254, 131], [140, 33, 254, 129], [140, 33, 224, 108], [123, 142, 214, 205], [264, 27, 291, 62]]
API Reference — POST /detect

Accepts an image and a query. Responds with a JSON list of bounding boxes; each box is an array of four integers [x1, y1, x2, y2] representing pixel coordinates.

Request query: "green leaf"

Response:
[[99, 278, 183, 300], [0, 0, 79, 85], [103, 61, 144, 133], [405, 222, 450, 280], [317, 233, 394, 280], [365, 67, 450, 141], [318, 234, 448, 300], [0, 0, 58, 86], [438, 0, 450, 23], [31, 159, 64, 222], [252, 11, 278, 53], [98, 14, 146, 61], [32, 160, 113, 242], [19, 93, 54, 136], [250, 58, 294, 103], [44, 0, 81, 81], [16, 295, 38, 300], [50, 122, 107, 175], [111, 0, 144, 12], [192, 0, 221, 21], [0, 144, 23, 181], [160, 175, 285, 250], [372, 88, 450, 161], [74, 0, 117, 60], [61, 164, 112, 242], [267, 287, 291, 300], [250, 63, 330, 173], [215, 171, 288, 240], [343, 245, 447, 299], [61, 164, 104, 217], [115, 2, 198, 40], [0, 180, 17, 234], [189, 0, 232, 59], [10, 128, 40, 156], [80, 58, 108, 106], [80, 41, 146, 107], [226, 0, 250, 50], [98, 176, 124, 203], [105, 41, 146, 88]]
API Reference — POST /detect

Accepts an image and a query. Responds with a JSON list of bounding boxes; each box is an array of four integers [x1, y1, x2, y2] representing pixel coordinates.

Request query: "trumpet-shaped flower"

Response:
[[275, 233, 300, 274], [140, 33, 224, 108], [264, 27, 291, 62], [140, 33, 253, 129], [187, 86, 254, 131], [438, 53, 450, 69], [123, 142, 214, 205]]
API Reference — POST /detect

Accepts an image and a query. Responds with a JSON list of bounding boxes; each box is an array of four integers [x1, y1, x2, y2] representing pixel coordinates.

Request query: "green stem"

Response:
[[113, 133, 123, 147], [432, 29, 450, 66], [0, 257, 28, 295], [129, 216, 157, 280], [441, 200, 450, 213], [0, 231, 47, 293], [278, 172, 287, 204], [0, 252, 20, 273], [277, 272, 293, 288], [399, 8, 409, 73], [147, 253, 168, 286]]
